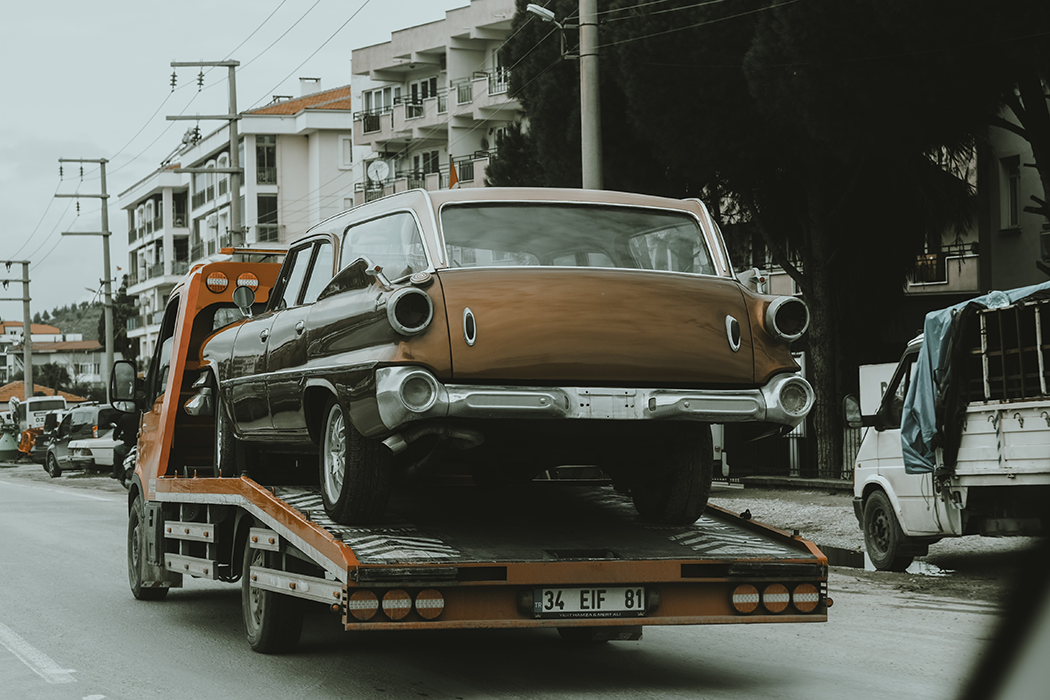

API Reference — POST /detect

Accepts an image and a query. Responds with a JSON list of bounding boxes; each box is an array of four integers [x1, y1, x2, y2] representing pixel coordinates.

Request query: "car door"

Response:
[[52, 413, 73, 467], [874, 349, 941, 535], [266, 236, 336, 436]]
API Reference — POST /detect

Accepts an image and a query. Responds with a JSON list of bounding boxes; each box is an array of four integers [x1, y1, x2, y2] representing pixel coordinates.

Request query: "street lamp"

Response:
[[527, 1, 603, 190]]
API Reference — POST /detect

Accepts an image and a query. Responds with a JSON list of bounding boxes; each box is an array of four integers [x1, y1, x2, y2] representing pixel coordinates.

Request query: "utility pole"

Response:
[[579, 0, 602, 190], [168, 61, 243, 244], [56, 158, 114, 402], [0, 261, 33, 400]]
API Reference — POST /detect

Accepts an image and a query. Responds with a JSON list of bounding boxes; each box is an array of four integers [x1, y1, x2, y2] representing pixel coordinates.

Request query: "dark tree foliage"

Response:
[[36, 363, 70, 395], [498, 0, 1048, 476], [98, 275, 138, 363]]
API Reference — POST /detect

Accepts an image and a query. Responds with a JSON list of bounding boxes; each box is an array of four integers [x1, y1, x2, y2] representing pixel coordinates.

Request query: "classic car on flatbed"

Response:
[[186, 188, 814, 526]]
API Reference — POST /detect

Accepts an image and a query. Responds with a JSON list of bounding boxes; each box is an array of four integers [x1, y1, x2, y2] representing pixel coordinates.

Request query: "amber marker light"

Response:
[[237, 272, 259, 289], [731, 584, 760, 614], [348, 590, 379, 621], [414, 589, 445, 620], [382, 589, 412, 620], [762, 584, 790, 613], [206, 272, 229, 293], [792, 583, 820, 613]]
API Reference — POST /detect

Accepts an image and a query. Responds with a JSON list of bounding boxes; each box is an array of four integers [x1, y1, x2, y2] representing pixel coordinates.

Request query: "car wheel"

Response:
[[214, 393, 238, 477], [242, 539, 304, 654], [863, 490, 913, 572], [631, 424, 713, 525], [46, 453, 61, 479], [128, 498, 168, 601], [319, 398, 391, 525]]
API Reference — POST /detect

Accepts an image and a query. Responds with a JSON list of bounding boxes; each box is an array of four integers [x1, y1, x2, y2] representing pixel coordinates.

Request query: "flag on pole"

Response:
[[449, 156, 459, 189]]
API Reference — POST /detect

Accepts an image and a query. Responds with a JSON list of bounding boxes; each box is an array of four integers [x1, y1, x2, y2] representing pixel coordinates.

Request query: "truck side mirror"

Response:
[[110, 360, 141, 414], [843, 395, 863, 429], [233, 285, 256, 318]]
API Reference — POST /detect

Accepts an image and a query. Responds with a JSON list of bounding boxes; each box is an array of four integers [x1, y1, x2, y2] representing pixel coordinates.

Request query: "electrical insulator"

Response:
[[170, 70, 177, 92], [59, 165, 63, 177], [79, 165, 84, 179], [197, 69, 204, 91], [76, 201, 80, 214]]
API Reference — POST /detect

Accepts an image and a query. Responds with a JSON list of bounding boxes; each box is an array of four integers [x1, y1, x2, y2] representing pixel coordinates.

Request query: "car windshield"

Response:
[[440, 203, 716, 275]]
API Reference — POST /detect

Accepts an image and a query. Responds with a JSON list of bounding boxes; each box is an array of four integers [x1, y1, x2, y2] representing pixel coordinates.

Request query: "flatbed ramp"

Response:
[[153, 477, 827, 631]]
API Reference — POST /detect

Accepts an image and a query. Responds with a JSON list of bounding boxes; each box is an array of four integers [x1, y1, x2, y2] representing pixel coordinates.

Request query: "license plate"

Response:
[[533, 586, 647, 619]]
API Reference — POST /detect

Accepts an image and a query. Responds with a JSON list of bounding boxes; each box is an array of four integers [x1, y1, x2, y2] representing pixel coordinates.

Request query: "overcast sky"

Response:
[[0, 0, 460, 325]]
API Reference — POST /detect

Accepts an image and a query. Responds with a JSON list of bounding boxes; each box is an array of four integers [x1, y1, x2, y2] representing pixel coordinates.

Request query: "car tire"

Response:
[[631, 424, 713, 525], [863, 490, 914, 572], [46, 453, 61, 479], [319, 398, 391, 525], [214, 393, 238, 478], [128, 498, 168, 601], [242, 539, 304, 654]]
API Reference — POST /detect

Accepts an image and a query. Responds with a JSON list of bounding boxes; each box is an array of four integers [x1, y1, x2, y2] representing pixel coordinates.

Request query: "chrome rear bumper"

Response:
[[376, 367, 814, 432]]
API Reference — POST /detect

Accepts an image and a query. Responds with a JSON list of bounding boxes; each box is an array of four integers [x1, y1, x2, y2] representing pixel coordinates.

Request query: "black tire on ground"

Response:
[[128, 498, 168, 601], [241, 541, 304, 654], [319, 398, 391, 525], [631, 424, 713, 525], [863, 490, 914, 572], [46, 453, 61, 479], [214, 392, 237, 477]]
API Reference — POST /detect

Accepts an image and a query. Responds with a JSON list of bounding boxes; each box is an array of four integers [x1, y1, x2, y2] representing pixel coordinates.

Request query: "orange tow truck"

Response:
[[112, 251, 830, 653]]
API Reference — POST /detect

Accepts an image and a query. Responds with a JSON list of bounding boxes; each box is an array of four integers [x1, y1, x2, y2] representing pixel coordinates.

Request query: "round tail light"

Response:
[[762, 584, 790, 613], [400, 371, 439, 412], [779, 378, 814, 416], [765, 296, 810, 342], [387, 287, 434, 336]]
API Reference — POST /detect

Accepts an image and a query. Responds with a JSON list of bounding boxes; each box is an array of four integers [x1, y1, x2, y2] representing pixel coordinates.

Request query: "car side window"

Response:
[[881, 351, 918, 429], [342, 212, 427, 280], [301, 241, 335, 304], [58, 414, 72, 437], [275, 244, 312, 310]]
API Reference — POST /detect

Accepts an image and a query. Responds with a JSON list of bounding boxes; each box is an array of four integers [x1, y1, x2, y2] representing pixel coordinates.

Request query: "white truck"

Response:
[[848, 283, 1050, 571]]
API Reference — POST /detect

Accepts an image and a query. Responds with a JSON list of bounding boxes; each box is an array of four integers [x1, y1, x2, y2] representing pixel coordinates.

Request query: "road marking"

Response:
[[0, 622, 77, 684], [0, 478, 117, 502]]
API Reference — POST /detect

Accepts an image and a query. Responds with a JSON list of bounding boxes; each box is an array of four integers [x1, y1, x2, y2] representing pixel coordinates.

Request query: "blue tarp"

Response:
[[901, 280, 1050, 474]]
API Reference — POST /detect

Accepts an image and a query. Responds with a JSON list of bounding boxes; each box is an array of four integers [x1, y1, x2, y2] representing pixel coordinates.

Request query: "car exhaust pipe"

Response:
[[382, 425, 485, 456]]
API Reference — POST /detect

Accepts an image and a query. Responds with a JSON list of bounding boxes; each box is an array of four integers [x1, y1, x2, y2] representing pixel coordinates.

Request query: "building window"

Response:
[[257, 194, 279, 242], [340, 136, 353, 169], [257, 135, 277, 185], [1001, 155, 1021, 229]]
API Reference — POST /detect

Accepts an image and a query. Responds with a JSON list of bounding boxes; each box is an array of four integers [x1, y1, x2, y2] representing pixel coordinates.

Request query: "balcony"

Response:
[[191, 243, 203, 261], [257, 167, 277, 185], [488, 68, 510, 95], [218, 176, 228, 196], [456, 81, 473, 105], [437, 93, 448, 114], [152, 215, 162, 231], [192, 190, 207, 209], [147, 263, 165, 280], [906, 242, 979, 295], [256, 224, 283, 243]]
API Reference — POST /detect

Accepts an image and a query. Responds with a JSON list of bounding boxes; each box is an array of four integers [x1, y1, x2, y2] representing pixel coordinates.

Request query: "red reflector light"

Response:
[[414, 589, 444, 620], [731, 584, 760, 614], [206, 272, 229, 293], [762, 584, 790, 613], [382, 589, 412, 620], [792, 583, 820, 613], [348, 590, 378, 621]]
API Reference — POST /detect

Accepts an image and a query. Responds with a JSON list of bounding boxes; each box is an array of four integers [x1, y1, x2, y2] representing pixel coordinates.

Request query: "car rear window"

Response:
[[440, 203, 715, 275]]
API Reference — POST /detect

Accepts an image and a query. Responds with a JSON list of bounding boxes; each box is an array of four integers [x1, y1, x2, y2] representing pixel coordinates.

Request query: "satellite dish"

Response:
[[367, 161, 389, 183]]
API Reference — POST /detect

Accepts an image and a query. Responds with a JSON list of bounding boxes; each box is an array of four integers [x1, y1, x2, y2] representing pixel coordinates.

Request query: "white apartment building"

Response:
[[350, 0, 521, 204], [0, 321, 119, 389], [118, 80, 356, 363]]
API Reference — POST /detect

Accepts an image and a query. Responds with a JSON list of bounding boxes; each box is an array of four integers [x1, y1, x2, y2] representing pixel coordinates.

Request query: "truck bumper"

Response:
[[375, 366, 814, 432], [852, 496, 864, 527]]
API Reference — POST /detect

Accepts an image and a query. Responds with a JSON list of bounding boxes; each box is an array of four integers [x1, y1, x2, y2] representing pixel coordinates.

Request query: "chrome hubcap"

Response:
[[323, 405, 346, 501]]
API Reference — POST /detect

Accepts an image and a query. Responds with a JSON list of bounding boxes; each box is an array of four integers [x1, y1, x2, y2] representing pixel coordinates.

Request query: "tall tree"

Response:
[[99, 275, 138, 363], [499, 0, 983, 476]]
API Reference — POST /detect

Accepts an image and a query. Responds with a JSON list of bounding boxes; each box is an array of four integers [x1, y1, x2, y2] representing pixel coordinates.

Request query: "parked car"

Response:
[[182, 188, 815, 525], [45, 403, 121, 478]]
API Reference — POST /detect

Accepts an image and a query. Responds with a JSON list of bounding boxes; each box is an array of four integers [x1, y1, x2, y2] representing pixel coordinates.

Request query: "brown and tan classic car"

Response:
[[193, 188, 814, 525]]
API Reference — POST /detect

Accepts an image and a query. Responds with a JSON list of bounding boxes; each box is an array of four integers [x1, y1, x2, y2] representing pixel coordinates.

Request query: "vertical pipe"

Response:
[[227, 65, 242, 244], [579, 0, 602, 190], [22, 262, 32, 401], [100, 161, 114, 403], [981, 313, 990, 400], [1036, 303, 1047, 395]]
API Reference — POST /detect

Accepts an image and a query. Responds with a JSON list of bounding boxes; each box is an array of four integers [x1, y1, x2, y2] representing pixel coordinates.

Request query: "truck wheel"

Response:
[[242, 543, 304, 654], [319, 399, 391, 525], [46, 454, 61, 479], [128, 498, 168, 600], [214, 394, 237, 477], [863, 491, 913, 572], [632, 424, 713, 525]]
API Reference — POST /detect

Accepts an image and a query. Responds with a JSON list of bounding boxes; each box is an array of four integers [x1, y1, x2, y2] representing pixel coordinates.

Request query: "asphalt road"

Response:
[[0, 467, 1006, 700]]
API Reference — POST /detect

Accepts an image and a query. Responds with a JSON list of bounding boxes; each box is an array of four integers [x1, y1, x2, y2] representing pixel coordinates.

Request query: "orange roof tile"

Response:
[[0, 321, 62, 334], [248, 85, 354, 116], [0, 381, 88, 403], [30, 340, 103, 353]]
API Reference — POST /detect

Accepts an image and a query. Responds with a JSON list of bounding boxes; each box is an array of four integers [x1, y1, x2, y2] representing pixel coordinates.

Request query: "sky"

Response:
[[0, 0, 462, 326]]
